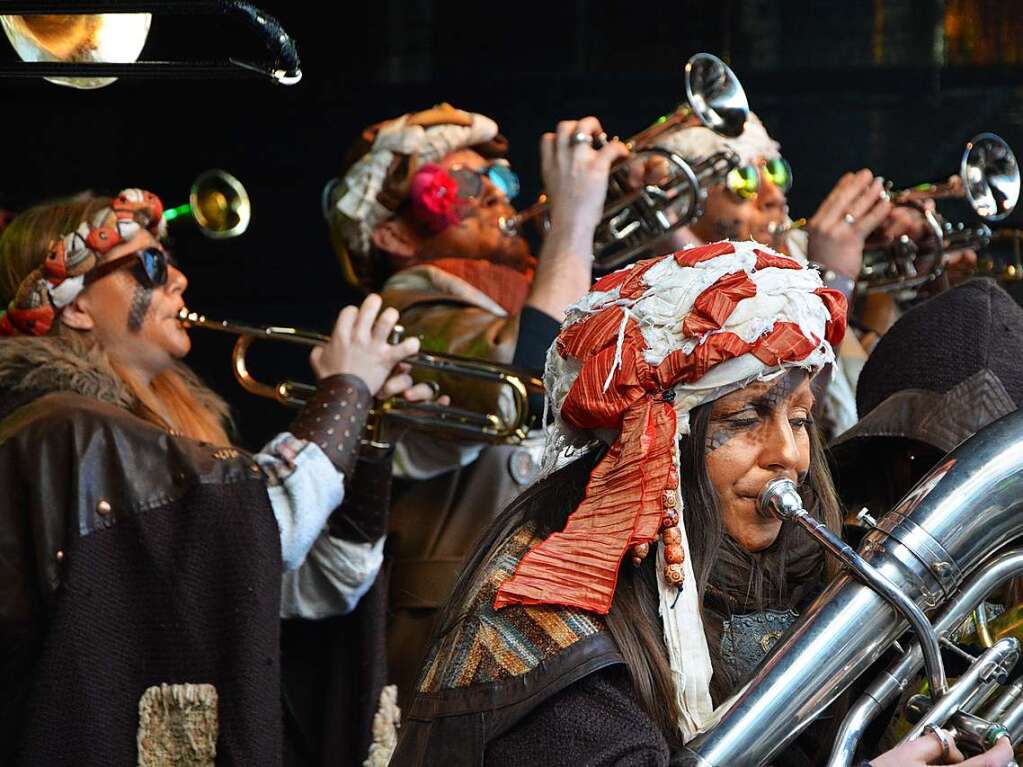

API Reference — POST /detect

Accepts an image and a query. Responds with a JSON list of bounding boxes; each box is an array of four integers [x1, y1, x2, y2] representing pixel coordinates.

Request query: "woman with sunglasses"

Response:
[[0, 189, 427, 766]]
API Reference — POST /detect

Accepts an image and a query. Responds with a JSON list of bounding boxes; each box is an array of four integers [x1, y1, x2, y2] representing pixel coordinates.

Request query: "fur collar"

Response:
[[0, 335, 134, 409]]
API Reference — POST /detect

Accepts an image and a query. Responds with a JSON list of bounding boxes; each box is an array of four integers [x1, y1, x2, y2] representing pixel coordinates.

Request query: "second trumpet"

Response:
[[178, 308, 543, 445]]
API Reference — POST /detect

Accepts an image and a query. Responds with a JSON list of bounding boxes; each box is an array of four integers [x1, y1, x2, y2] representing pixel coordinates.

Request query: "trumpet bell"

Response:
[[0, 12, 150, 90], [685, 52, 748, 138], [962, 133, 1020, 222], [189, 169, 251, 239]]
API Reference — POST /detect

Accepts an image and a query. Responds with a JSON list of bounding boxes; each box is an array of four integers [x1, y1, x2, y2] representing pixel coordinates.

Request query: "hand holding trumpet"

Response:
[[528, 116, 674, 320], [310, 293, 448, 407]]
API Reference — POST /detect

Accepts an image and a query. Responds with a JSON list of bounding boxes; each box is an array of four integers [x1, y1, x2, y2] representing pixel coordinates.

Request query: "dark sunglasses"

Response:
[[726, 157, 794, 200], [447, 161, 520, 202], [85, 247, 170, 288]]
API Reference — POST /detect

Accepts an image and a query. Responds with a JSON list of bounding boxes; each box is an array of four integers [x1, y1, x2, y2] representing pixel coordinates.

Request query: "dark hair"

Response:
[[431, 399, 842, 748]]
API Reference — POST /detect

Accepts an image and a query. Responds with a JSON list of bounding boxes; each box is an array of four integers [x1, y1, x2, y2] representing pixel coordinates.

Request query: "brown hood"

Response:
[[0, 335, 133, 410], [0, 335, 231, 428]]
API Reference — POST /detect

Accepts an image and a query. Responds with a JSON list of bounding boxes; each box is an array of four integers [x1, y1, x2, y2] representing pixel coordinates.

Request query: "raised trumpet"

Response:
[[771, 134, 1020, 298], [502, 52, 749, 273], [177, 308, 543, 445]]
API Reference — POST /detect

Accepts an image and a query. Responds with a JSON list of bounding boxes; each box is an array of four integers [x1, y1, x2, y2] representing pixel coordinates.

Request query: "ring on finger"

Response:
[[843, 212, 857, 226], [424, 380, 441, 398], [569, 132, 593, 147], [923, 724, 953, 764]]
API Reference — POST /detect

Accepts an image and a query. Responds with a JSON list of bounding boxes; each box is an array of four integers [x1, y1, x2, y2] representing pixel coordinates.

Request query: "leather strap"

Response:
[[290, 373, 372, 478]]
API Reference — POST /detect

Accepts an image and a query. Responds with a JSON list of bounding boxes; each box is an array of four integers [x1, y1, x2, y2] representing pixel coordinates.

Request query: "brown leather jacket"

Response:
[[0, 337, 283, 766]]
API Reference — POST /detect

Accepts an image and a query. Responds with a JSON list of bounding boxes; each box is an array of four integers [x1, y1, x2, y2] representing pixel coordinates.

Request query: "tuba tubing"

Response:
[[828, 546, 1023, 766], [678, 408, 1023, 767]]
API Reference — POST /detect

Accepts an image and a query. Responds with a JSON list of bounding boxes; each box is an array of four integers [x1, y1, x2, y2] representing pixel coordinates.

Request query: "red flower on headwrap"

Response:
[[410, 164, 460, 232]]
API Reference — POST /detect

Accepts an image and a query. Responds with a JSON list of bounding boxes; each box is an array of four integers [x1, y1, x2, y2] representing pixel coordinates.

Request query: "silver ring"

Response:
[[843, 212, 857, 226], [923, 724, 953, 764], [569, 131, 593, 147]]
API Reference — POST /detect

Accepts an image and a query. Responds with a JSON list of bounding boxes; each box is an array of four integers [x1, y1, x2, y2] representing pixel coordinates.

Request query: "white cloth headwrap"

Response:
[[537, 240, 837, 741], [324, 110, 499, 258], [656, 111, 781, 167]]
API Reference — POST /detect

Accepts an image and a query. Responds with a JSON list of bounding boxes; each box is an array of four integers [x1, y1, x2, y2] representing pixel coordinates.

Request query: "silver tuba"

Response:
[[677, 407, 1023, 766]]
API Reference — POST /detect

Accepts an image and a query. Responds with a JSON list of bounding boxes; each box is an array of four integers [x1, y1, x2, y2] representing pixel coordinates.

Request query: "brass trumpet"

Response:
[[501, 52, 749, 273], [177, 308, 543, 445]]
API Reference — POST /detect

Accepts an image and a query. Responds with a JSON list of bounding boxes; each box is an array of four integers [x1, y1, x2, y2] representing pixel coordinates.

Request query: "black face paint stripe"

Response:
[[127, 284, 153, 333], [704, 370, 809, 456]]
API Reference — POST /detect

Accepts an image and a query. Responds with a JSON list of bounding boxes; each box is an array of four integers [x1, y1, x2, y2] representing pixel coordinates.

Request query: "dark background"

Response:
[[1, 0, 1021, 447]]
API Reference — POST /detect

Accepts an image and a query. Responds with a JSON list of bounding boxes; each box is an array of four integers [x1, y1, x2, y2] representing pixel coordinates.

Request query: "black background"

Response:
[[2, 0, 1021, 446]]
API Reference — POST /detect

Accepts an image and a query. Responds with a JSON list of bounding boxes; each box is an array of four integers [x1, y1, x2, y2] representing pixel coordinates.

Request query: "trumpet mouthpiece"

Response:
[[177, 307, 203, 326]]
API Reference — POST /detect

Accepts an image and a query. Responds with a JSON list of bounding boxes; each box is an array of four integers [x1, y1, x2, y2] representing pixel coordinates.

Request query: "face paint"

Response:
[[705, 369, 809, 456], [127, 284, 153, 333]]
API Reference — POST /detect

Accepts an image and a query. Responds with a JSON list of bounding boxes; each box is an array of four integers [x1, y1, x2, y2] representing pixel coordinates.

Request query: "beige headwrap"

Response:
[[656, 111, 781, 167], [323, 103, 503, 289]]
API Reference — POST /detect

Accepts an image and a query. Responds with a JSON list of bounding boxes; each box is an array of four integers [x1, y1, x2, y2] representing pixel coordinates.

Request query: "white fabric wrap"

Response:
[[326, 111, 500, 257], [538, 240, 836, 741], [655, 111, 781, 167]]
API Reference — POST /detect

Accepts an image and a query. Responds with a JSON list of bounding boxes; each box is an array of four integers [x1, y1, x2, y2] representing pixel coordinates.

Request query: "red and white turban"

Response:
[[0, 189, 165, 337], [494, 240, 846, 738]]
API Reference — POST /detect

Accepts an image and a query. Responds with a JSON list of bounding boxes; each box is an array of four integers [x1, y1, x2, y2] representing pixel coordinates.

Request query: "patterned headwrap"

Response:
[[656, 110, 781, 167], [323, 103, 506, 291], [494, 240, 845, 738], [0, 189, 165, 337]]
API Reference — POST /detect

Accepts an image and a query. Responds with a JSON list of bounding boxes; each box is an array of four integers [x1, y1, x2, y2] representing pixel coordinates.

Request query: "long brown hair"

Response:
[[431, 399, 842, 750], [0, 193, 231, 445]]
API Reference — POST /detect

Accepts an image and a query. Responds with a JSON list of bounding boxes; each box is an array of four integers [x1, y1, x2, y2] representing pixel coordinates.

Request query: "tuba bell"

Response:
[[677, 409, 1023, 766]]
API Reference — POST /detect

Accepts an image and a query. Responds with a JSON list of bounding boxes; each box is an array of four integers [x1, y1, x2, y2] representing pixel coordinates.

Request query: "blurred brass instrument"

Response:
[[0, 1, 301, 89], [177, 308, 543, 444], [501, 52, 749, 273], [770, 134, 1020, 299], [973, 226, 1023, 283], [166, 169, 251, 239], [858, 133, 1020, 297]]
